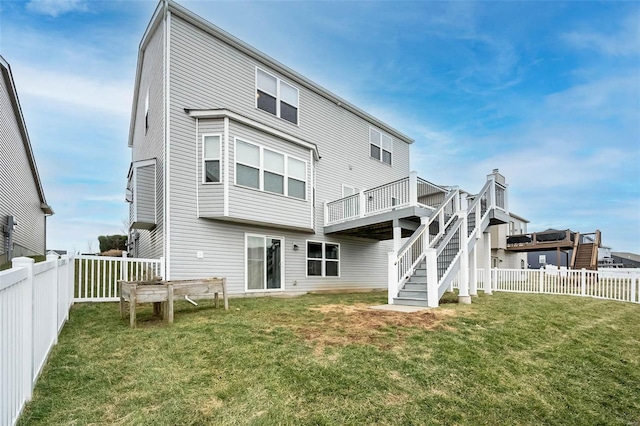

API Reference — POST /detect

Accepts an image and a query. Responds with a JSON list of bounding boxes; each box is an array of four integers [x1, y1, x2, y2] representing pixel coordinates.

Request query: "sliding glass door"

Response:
[[246, 235, 283, 291]]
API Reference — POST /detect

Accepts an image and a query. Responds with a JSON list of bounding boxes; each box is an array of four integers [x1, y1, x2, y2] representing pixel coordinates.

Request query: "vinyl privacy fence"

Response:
[[0, 255, 73, 426]]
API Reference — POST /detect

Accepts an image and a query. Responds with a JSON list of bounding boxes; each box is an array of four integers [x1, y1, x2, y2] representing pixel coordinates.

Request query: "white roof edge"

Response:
[[0, 55, 52, 215], [187, 108, 320, 160], [135, 0, 414, 145], [509, 212, 529, 223]]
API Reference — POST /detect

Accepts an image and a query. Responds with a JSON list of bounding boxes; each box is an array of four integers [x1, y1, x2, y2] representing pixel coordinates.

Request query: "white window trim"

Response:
[[233, 137, 308, 201], [305, 240, 340, 278], [128, 158, 157, 225], [255, 66, 300, 126], [244, 233, 286, 292], [202, 133, 223, 185], [369, 127, 393, 166]]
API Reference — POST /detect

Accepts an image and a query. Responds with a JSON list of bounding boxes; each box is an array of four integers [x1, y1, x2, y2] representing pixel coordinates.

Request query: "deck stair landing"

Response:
[[388, 171, 508, 308]]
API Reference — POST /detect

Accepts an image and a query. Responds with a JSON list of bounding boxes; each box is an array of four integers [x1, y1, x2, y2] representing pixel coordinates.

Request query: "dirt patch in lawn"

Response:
[[296, 304, 456, 348]]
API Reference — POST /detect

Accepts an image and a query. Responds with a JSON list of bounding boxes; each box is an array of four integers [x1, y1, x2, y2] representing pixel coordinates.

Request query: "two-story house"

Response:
[[127, 0, 511, 307], [0, 55, 53, 266]]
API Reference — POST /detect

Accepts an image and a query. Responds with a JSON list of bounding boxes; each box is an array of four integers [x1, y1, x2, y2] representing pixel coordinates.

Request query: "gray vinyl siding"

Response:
[[133, 164, 156, 226], [0, 68, 45, 263], [130, 21, 165, 260], [164, 12, 409, 291]]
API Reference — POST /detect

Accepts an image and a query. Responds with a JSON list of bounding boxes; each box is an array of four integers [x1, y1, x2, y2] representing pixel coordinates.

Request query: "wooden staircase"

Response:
[[570, 230, 601, 270]]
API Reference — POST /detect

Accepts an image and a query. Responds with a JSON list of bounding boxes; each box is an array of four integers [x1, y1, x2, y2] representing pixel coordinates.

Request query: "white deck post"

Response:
[[409, 171, 418, 207], [458, 209, 470, 304], [323, 202, 329, 226], [469, 245, 477, 296], [388, 251, 397, 305], [421, 216, 429, 251], [483, 231, 492, 294], [393, 224, 402, 253], [426, 248, 438, 308], [359, 190, 366, 218], [13, 257, 35, 401]]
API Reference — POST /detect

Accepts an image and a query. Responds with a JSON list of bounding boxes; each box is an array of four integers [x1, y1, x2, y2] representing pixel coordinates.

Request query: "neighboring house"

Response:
[[611, 252, 640, 268], [476, 212, 529, 269], [0, 55, 53, 265], [127, 0, 510, 305]]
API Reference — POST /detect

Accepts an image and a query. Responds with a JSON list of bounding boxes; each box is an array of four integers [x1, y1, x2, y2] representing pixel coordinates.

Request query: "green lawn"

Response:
[[19, 292, 640, 425]]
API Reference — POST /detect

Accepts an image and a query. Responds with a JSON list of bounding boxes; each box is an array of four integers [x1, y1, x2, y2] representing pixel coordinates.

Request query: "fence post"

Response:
[[13, 257, 35, 401], [121, 251, 128, 282], [69, 254, 75, 306], [47, 254, 60, 345], [539, 267, 544, 293], [387, 251, 397, 305], [632, 273, 638, 304], [581, 268, 586, 297], [159, 256, 166, 280]]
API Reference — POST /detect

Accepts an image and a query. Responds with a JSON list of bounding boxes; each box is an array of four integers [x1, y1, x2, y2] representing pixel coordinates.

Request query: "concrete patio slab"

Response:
[[369, 304, 430, 313]]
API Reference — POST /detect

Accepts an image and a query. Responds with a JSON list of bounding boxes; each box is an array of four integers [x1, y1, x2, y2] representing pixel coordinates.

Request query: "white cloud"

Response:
[[562, 14, 640, 57], [26, 0, 88, 17], [11, 63, 132, 117]]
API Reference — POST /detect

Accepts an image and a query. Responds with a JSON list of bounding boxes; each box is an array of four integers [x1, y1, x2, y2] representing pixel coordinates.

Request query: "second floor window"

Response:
[[203, 135, 221, 183], [370, 128, 392, 165], [235, 139, 307, 200], [256, 68, 299, 125]]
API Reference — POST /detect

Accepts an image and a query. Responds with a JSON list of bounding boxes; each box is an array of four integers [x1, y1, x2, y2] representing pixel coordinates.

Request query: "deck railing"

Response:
[[325, 172, 447, 226]]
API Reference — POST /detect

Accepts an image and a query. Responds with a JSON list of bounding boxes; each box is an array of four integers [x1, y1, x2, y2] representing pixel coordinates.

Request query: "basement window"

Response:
[[307, 241, 340, 277]]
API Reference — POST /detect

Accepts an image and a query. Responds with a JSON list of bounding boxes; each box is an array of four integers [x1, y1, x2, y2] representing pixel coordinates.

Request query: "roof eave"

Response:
[[128, 1, 165, 147], [0, 55, 52, 213]]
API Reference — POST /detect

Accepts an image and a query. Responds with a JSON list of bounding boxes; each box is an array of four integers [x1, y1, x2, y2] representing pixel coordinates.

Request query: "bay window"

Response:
[[234, 138, 307, 200], [203, 135, 221, 183]]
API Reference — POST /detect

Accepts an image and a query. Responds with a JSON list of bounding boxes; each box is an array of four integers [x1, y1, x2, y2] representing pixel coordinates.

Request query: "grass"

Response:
[[18, 291, 640, 425]]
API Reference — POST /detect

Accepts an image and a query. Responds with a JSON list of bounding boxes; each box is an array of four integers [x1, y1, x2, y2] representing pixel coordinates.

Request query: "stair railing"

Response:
[[429, 177, 501, 306], [388, 188, 460, 304], [467, 179, 496, 249]]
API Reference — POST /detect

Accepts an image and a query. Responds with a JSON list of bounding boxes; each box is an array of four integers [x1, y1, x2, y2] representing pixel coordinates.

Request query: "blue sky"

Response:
[[1, 0, 638, 254]]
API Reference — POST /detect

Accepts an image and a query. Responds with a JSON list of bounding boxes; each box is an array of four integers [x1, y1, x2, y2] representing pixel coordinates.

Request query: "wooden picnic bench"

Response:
[[119, 277, 228, 328]]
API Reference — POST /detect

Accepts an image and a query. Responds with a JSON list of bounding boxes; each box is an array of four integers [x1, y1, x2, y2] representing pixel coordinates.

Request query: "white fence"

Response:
[[488, 267, 640, 304], [0, 255, 74, 426], [74, 254, 163, 302]]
